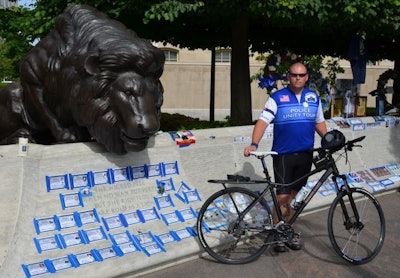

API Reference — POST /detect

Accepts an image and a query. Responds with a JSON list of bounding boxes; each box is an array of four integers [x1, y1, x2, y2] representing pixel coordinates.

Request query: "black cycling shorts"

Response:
[[273, 151, 313, 195]]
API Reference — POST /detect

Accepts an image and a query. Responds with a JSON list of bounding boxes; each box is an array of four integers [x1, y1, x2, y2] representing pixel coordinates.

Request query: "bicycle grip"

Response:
[[350, 136, 365, 144]]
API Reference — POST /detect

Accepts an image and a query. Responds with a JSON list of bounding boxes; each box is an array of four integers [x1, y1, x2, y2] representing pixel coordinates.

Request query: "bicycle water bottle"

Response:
[[254, 214, 264, 227], [290, 186, 310, 209]]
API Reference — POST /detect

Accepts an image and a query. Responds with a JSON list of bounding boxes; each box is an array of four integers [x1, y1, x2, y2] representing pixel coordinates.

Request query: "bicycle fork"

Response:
[[333, 174, 364, 232]]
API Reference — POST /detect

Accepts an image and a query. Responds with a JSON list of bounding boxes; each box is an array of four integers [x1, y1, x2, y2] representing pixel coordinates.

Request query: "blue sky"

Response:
[[18, 0, 36, 8]]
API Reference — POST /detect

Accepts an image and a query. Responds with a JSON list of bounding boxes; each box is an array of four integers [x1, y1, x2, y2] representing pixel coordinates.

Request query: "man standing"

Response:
[[243, 62, 327, 252]]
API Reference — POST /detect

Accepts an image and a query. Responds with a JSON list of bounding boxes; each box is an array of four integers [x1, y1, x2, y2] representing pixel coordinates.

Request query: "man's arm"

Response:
[[315, 121, 327, 137], [244, 119, 268, 157], [252, 119, 268, 144]]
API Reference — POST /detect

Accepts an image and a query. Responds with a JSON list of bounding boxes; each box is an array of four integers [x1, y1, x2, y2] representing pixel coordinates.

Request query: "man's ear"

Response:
[[84, 55, 100, 75]]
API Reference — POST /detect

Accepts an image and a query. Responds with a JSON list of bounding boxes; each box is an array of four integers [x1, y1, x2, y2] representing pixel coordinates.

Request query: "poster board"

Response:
[[355, 96, 367, 117], [332, 98, 343, 117]]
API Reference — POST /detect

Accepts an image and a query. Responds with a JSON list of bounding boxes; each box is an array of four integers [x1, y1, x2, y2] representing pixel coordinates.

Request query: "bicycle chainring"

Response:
[[276, 222, 294, 239]]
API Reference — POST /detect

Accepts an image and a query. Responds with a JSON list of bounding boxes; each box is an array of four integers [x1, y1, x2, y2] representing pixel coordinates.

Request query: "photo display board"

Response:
[[23, 160, 202, 278]]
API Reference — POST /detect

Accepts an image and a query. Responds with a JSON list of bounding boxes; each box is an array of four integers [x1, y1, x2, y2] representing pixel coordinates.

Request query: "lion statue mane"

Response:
[[0, 4, 165, 154]]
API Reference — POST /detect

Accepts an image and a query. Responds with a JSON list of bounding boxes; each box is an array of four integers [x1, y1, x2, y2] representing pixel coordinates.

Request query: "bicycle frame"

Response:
[[198, 135, 384, 265], [229, 150, 349, 228]]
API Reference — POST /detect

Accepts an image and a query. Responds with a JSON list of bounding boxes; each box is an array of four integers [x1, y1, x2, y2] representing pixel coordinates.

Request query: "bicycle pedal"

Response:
[[293, 232, 302, 240]]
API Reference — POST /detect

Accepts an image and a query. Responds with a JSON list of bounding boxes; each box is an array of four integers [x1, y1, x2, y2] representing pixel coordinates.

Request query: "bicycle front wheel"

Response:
[[327, 188, 385, 265], [196, 187, 273, 264]]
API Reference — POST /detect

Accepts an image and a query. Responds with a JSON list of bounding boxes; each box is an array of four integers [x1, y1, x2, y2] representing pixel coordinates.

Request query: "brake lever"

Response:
[[347, 144, 362, 152]]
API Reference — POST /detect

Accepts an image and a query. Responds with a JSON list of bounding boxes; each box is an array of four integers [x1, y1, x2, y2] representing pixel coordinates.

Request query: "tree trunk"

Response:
[[230, 15, 252, 125], [392, 57, 400, 107]]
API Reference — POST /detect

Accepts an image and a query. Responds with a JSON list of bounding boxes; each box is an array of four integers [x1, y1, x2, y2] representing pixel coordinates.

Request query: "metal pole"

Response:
[[210, 47, 216, 122]]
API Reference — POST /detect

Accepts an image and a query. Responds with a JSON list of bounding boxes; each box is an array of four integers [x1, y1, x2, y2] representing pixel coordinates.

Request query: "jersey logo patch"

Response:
[[305, 93, 317, 103]]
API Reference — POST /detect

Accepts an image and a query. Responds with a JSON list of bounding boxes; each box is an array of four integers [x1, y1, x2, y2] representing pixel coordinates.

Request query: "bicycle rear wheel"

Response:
[[327, 188, 385, 265], [196, 187, 273, 264]]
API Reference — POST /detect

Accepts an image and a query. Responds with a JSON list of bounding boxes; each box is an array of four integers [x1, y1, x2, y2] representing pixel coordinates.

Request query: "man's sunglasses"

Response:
[[289, 73, 307, 78]]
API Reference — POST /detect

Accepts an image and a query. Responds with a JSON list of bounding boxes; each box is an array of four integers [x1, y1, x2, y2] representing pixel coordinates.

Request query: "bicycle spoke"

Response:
[[197, 187, 272, 264]]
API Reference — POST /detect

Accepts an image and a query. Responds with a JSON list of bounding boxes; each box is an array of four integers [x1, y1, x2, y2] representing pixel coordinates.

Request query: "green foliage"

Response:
[[324, 59, 345, 88], [2, 0, 400, 125], [0, 8, 33, 80], [21, 0, 400, 60], [0, 82, 11, 90], [160, 113, 232, 131], [159, 109, 378, 130], [0, 40, 14, 80], [143, 1, 204, 23]]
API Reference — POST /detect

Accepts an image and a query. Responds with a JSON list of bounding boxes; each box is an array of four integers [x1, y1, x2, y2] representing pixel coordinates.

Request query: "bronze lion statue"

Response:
[[0, 4, 165, 154]]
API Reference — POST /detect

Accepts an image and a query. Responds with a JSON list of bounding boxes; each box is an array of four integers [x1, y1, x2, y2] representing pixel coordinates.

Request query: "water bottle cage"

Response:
[[291, 202, 303, 210]]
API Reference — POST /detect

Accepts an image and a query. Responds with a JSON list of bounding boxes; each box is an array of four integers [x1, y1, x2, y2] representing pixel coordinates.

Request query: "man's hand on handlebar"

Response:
[[244, 145, 257, 157]]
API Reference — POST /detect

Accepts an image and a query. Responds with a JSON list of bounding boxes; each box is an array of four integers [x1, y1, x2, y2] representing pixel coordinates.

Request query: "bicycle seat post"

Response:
[[260, 156, 272, 182], [250, 151, 276, 182]]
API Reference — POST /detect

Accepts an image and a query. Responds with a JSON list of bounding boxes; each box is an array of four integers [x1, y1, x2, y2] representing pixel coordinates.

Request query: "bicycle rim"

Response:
[[328, 188, 385, 265], [196, 187, 272, 264]]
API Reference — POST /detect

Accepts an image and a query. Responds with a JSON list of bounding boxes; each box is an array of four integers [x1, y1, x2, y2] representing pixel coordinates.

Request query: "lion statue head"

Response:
[[7, 4, 166, 154]]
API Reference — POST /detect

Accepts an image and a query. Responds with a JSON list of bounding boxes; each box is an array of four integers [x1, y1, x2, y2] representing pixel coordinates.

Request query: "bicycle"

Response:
[[196, 133, 385, 265]]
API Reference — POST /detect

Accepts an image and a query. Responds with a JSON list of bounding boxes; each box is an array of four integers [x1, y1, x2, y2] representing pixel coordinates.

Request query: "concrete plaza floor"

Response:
[[140, 189, 400, 278]]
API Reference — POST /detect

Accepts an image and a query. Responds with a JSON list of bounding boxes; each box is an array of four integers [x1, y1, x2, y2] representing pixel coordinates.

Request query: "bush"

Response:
[[160, 107, 378, 133], [0, 82, 12, 90], [160, 113, 233, 131]]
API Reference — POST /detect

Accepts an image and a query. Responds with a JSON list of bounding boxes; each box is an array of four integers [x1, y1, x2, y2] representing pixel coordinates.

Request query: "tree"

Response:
[[10, 0, 400, 122], [138, 0, 400, 118], [0, 39, 13, 81], [0, 7, 33, 80]]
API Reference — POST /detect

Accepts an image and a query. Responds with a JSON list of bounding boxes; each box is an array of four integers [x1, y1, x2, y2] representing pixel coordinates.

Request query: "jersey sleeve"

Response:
[[259, 97, 277, 124], [315, 100, 325, 123]]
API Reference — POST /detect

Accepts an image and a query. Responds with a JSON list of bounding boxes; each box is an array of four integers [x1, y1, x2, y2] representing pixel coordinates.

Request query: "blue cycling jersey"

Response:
[[266, 87, 321, 154]]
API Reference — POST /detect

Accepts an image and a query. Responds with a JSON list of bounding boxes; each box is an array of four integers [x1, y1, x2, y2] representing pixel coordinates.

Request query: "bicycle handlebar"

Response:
[[346, 135, 365, 151], [249, 136, 366, 159], [313, 135, 365, 154]]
